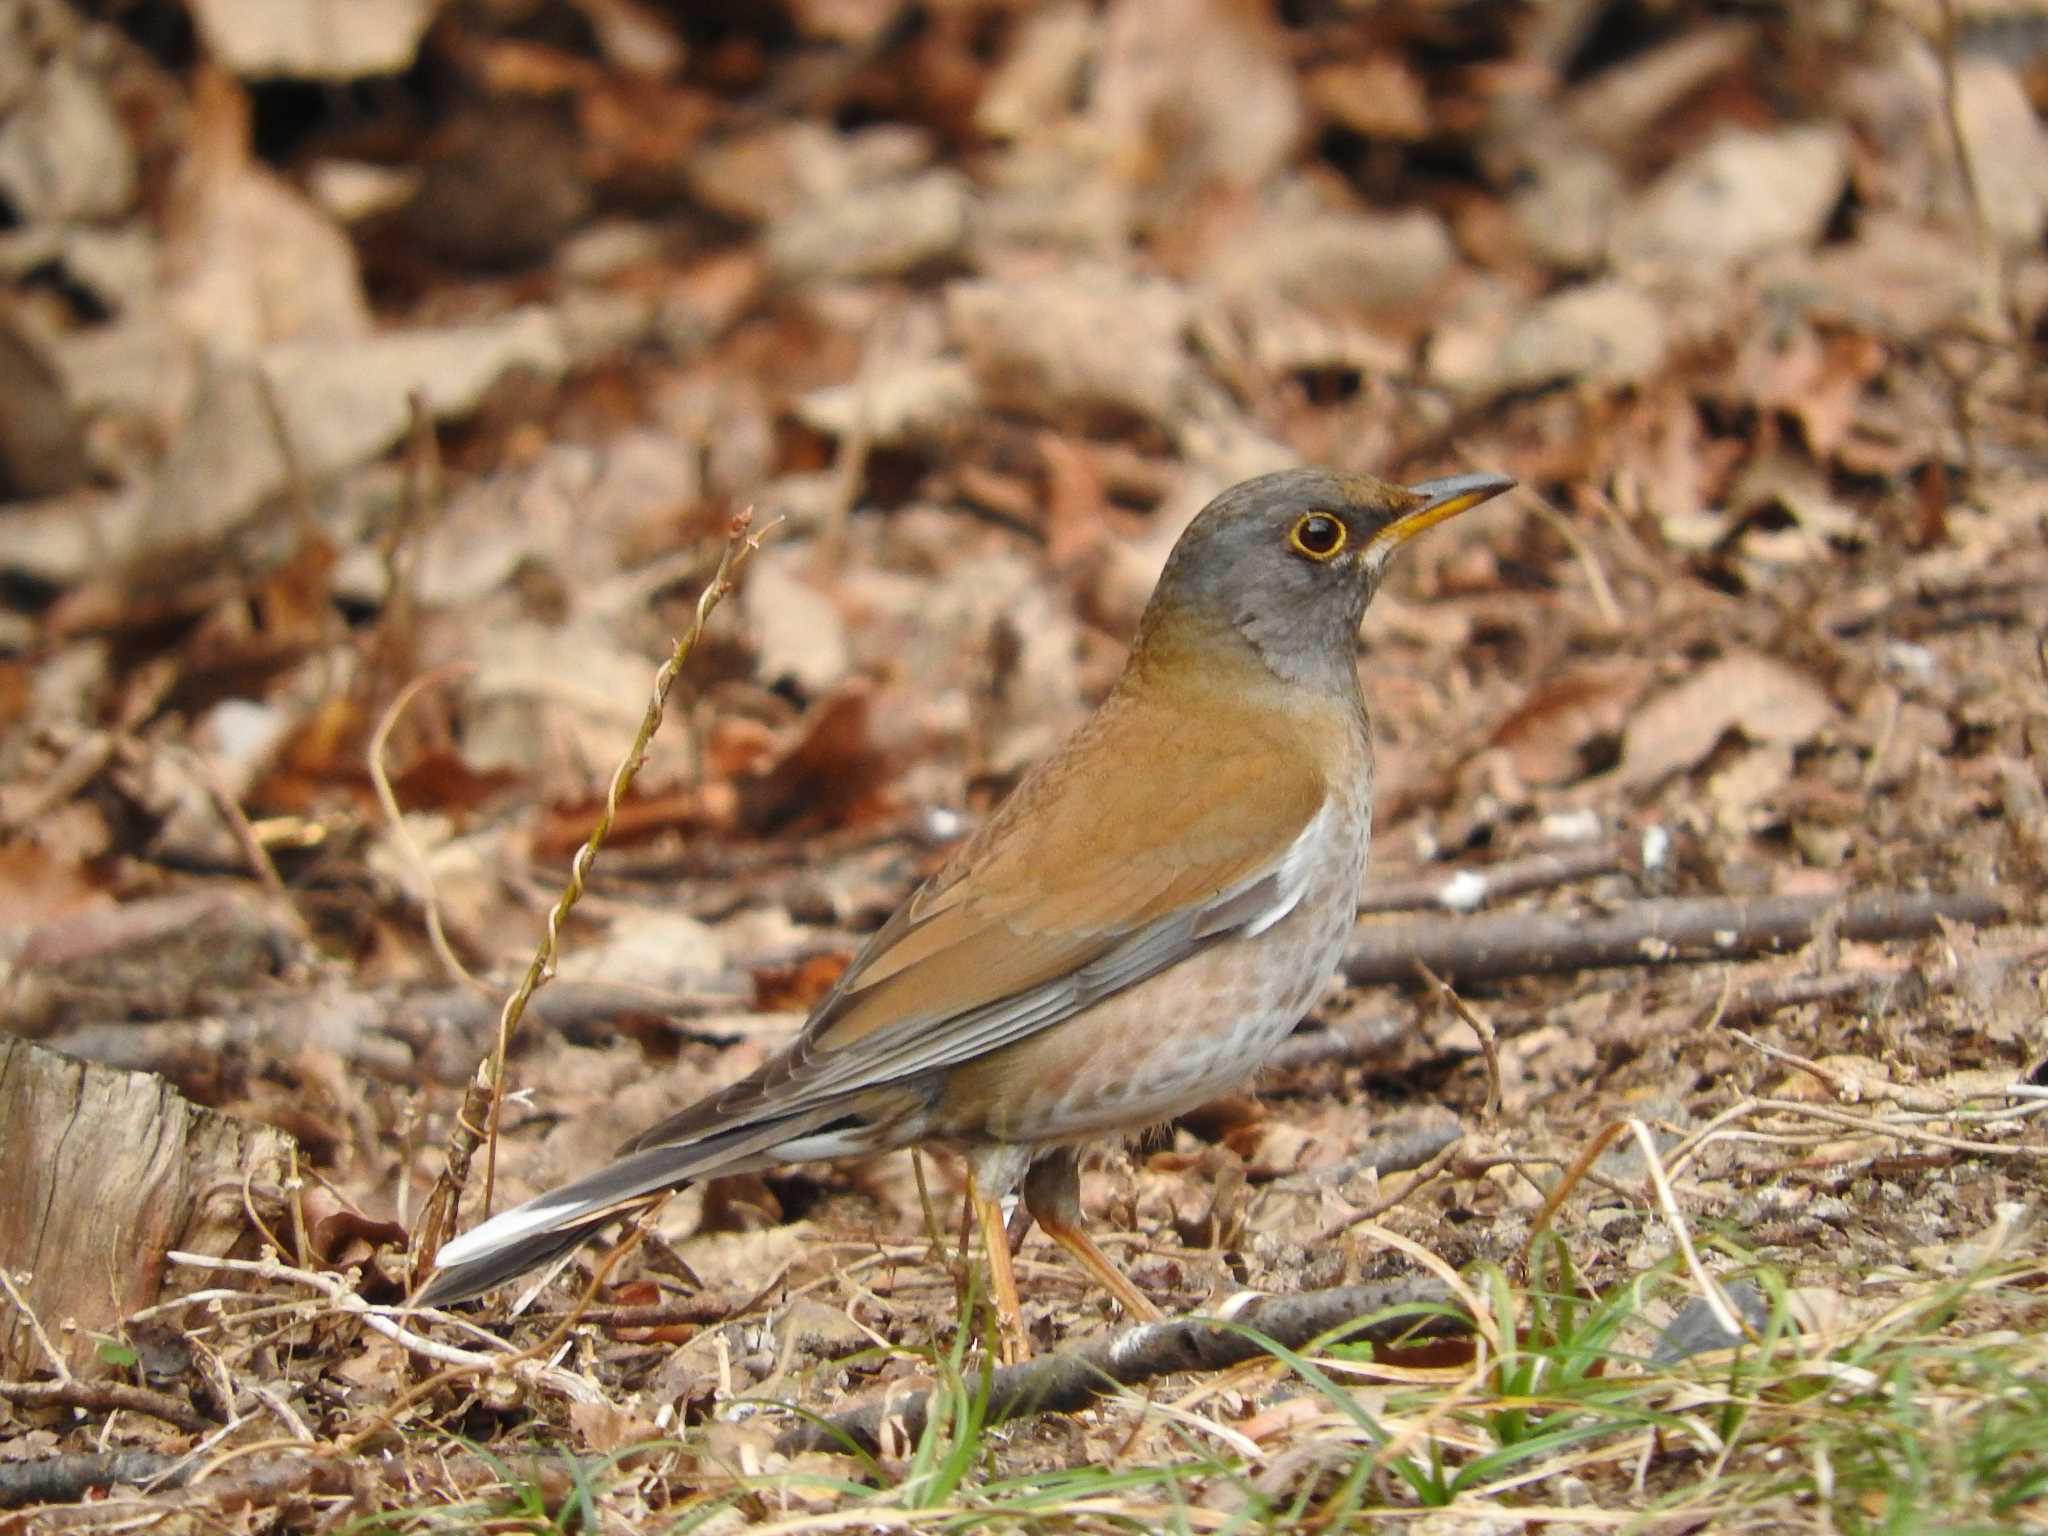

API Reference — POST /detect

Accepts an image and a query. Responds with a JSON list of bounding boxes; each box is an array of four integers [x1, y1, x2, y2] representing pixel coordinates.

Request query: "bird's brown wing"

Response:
[[631, 691, 1341, 1147]]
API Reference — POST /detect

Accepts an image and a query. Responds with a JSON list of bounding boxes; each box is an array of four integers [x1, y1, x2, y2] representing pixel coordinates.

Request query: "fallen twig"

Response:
[[0, 1271, 70, 1384], [368, 662, 486, 993], [1355, 834, 1654, 915], [1343, 889, 2004, 987], [0, 1378, 208, 1434], [44, 979, 753, 1090], [1315, 1136, 1469, 1244], [1273, 1115, 1461, 1192], [0, 1451, 186, 1510], [1263, 1011, 1409, 1073], [1714, 966, 1921, 1025], [524, 1294, 744, 1330], [773, 1275, 1462, 1455], [1413, 959, 1499, 1125]]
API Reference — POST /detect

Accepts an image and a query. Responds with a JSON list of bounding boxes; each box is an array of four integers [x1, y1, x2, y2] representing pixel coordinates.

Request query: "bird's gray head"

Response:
[[1140, 467, 1515, 693]]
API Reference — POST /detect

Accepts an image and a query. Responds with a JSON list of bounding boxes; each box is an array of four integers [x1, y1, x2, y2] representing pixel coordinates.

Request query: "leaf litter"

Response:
[[0, 0, 2044, 1529]]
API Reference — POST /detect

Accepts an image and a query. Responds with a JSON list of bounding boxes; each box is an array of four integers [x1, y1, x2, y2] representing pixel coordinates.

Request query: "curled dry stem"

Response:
[[410, 510, 771, 1282]]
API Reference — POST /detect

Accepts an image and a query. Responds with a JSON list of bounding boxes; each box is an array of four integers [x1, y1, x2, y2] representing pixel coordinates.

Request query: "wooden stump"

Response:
[[0, 1037, 297, 1376]]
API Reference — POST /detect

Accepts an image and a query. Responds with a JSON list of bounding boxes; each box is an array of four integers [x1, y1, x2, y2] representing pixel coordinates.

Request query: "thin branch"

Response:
[[1527, 1120, 1630, 1252], [1524, 485, 1624, 632], [0, 1270, 71, 1384], [0, 1379, 209, 1434], [1315, 1135, 1469, 1249], [1357, 835, 1654, 915], [1343, 888, 2005, 988], [1715, 966, 1916, 1025], [0, 1451, 187, 1510], [1414, 959, 1499, 1125], [1519, 1117, 1743, 1343], [1275, 1116, 1462, 1194], [367, 662, 486, 993], [773, 1275, 1463, 1456], [1742, 1096, 2048, 1158], [1930, 0, 2007, 333], [521, 1294, 744, 1330], [1264, 1011, 1410, 1073], [194, 749, 291, 900]]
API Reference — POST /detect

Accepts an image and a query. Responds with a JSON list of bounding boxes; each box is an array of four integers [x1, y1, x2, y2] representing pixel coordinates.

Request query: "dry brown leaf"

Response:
[[1304, 55, 1432, 142], [1489, 660, 1652, 786], [568, 1399, 668, 1453], [1734, 323, 1889, 461], [0, 841, 106, 932], [1613, 653, 1837, 792], [737, 682, 892, 836], [187, 0, 435, 79]]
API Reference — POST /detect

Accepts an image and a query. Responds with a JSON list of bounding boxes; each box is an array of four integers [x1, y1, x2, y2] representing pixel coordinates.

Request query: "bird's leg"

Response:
[[1003, 1196, 1035, 1252], [965, 1167, 1030, 1363], [1023, 1149, 1164, 1324]]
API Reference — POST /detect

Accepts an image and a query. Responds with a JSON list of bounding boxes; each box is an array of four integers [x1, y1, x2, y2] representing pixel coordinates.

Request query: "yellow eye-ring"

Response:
[[1288, 512, 1347, 561]]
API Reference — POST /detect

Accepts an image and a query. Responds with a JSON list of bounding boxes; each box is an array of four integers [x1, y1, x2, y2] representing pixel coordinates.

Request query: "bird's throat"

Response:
[[1129, 599, 1366, 719]]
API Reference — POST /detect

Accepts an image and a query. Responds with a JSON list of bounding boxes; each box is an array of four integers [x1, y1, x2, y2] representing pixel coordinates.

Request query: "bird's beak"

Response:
[[1369, 471, 1517, 556]]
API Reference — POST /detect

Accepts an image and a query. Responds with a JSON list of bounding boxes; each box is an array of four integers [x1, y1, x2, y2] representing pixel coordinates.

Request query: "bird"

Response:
[[414, 465, 1514, 1357]]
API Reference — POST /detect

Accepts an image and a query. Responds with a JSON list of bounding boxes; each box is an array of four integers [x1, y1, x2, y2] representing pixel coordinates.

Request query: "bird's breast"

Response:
[[931, 772, 1371, 1146]]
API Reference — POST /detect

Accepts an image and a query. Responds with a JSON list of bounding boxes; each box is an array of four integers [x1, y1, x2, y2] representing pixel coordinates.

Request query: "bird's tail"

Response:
[[412, 1211, 621, 1309], [411, 1115, 826, 1308]]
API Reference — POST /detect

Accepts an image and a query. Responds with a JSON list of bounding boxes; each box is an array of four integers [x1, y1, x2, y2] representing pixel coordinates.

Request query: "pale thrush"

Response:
[[417, 466, 1514, 1356]]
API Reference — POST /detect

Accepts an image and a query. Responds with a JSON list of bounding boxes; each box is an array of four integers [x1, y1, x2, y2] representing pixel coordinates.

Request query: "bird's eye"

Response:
[[1288, 513, 1347, 561]]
